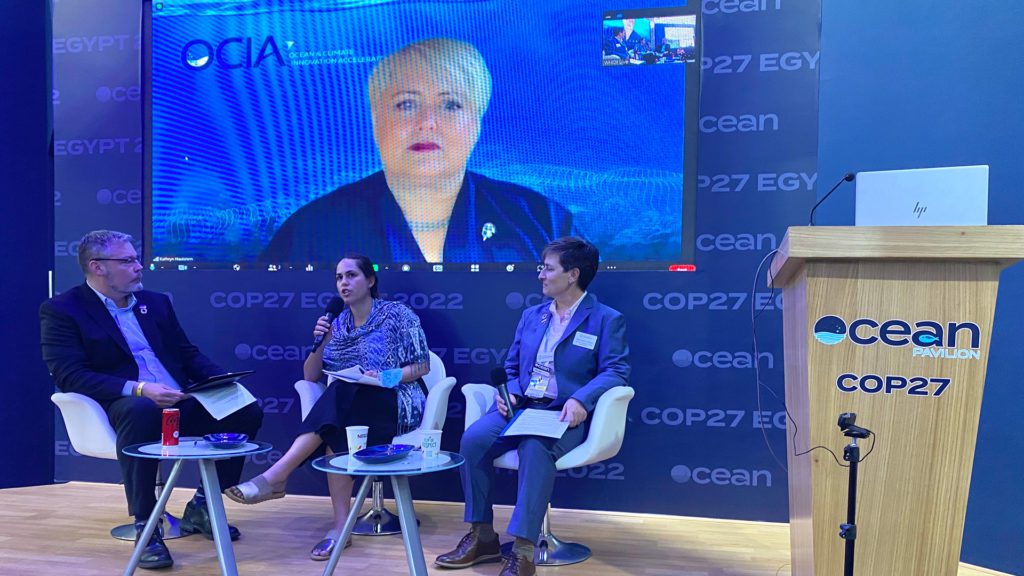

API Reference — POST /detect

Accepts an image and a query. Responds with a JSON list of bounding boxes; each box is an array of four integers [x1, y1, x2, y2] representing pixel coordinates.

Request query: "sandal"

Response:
[[310, 530, 353, 561], [224, 475, 286, 505]]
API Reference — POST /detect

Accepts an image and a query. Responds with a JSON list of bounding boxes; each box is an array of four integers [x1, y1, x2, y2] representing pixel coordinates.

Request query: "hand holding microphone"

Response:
[[490, 367, 517, 420], [310, 296, 345, 354], [312, 316, 332, 340]]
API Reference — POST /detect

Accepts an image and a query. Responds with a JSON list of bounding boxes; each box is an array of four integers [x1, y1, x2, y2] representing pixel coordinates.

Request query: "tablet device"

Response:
[[183, 370, 255, 394]]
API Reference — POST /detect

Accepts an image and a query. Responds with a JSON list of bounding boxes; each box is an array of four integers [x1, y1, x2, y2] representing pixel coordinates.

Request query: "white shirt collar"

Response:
[[548, 291, 588, 322]]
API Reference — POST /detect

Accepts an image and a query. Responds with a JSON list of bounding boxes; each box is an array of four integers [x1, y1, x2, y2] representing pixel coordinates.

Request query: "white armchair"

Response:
[[461, 383, 635, 565], [51, 392, 183, 540], [294, 351, 457, 535]]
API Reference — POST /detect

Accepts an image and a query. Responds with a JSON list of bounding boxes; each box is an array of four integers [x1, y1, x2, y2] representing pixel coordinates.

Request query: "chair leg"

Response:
[[499, 505, 592, 566], [352, 479, 403, 535], [110, 461, 184, 540]]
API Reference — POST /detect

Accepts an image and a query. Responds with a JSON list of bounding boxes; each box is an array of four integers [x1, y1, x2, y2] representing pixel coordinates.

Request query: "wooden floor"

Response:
[[0, 482, 1007, 576]]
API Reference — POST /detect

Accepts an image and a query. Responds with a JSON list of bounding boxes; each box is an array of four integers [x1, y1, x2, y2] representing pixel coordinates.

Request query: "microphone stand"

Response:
[[808, 173, 855, 226]]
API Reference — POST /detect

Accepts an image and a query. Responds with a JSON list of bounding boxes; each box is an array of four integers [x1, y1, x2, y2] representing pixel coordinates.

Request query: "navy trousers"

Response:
[[459, 408, 586, 541], [106, 395, 263, 520]]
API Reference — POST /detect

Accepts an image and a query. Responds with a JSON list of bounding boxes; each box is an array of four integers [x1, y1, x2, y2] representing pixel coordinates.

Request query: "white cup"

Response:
[[346, 426, 369, 454], [420, 429, 442, 459]]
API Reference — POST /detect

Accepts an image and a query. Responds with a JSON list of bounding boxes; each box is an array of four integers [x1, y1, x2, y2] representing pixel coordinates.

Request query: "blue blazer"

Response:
[[39, 283, 224, 404], [261, 170, 576, 264], [505, 293, 630, 412]]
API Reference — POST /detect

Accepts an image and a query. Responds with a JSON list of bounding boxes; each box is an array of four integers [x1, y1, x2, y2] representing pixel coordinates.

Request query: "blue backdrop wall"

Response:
[[1, 0, 54, 489], [45, 0, 1020, 573], [51, 0, 817, 519], [818, 2, 1024, 574]]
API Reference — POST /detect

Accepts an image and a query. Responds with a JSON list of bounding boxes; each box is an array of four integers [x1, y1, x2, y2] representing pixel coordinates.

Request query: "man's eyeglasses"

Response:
[[91, 256, 142, 266]]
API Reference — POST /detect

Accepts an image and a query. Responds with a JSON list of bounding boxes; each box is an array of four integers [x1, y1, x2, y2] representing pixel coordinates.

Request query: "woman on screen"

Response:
[[226, 254, 430, 560], [260, 37, 576, 265]]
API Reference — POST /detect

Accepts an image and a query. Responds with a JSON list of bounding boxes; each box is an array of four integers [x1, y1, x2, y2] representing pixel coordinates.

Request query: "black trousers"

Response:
[[105, 395, 263, 519]]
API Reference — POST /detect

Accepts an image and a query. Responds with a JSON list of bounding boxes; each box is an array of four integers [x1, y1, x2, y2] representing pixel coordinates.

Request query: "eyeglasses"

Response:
[[91, 256, 142, 266]]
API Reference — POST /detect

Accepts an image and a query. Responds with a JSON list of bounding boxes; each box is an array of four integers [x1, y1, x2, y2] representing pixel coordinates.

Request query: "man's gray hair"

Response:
[[367, 37, 493, 120], [78, 230, 136, 274]]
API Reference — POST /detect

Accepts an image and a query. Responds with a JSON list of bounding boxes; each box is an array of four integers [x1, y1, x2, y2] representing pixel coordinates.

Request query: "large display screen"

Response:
[[144, 0, 700, 271]]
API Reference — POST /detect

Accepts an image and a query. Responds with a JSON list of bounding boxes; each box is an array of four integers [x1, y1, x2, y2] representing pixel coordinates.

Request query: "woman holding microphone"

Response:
[[226, 254, 431, 560]]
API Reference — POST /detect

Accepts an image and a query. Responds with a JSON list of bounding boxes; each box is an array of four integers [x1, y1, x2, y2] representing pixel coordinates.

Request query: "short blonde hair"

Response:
[[367, 38, 492, 119]]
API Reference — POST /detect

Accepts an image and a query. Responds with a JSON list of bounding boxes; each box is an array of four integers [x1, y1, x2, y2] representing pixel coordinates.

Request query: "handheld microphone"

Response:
[[490, 367, 516, 420], [311, 296, 345, 354], [807, 172, 856, 226]]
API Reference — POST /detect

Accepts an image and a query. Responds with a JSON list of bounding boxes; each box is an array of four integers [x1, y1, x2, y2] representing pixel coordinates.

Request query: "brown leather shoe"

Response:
[[434, 530, 503, 569], [499, 550, 536, 576]]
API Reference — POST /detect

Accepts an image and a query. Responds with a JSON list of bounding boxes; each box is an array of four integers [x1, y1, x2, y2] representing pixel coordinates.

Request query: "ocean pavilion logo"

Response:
[[812, 314, 981, 360], [814, 315, 847, 345]]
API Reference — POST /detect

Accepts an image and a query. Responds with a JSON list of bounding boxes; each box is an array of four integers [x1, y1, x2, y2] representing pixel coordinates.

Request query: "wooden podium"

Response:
[[770, 226, 1024, 576]]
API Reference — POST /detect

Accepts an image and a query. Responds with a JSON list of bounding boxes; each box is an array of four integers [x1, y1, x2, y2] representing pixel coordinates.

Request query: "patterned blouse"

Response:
[[322, 299, 430, 436]]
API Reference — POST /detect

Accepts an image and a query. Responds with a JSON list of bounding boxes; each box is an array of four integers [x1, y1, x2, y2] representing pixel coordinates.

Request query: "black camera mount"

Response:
[[836, 412, 872, 576]]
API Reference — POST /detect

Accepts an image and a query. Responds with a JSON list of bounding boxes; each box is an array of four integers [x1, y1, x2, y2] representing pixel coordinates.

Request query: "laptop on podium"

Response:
[[854, 165, 989, 226]]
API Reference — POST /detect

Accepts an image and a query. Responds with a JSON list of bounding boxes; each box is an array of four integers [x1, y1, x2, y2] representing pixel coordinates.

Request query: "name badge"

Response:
[[526, 362, 553, 399], [573, 332, 597, 350]]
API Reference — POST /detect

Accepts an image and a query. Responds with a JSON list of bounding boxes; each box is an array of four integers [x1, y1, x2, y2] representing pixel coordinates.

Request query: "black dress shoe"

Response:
[[181, 499, 241, 541], [134, 522, 173, 570]]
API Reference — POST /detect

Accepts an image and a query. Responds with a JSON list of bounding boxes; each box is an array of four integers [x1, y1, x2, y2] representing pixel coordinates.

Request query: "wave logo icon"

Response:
[[814, 315, 847, 345], [183, 42, 211, 69]]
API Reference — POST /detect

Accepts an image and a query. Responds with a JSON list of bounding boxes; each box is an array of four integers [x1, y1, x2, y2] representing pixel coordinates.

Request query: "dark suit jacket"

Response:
[[39, 283, 223, 404], [261, 170, 576, 264], [505, 293, 630, 412], [604, 37, 630, 60]]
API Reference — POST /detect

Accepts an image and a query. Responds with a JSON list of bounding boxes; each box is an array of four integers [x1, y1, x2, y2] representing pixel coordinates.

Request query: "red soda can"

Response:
[[161, 408, 180, 446]]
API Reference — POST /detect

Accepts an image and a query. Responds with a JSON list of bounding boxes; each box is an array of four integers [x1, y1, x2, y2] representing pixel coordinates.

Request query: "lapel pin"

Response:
[[481, 222, 496, 241], [541, 312, 550, 324], [139, 305, 148, 315]]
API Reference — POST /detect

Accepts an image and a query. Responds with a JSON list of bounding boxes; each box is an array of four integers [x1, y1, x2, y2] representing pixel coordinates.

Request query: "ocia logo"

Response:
[[181, 36, 287, 70], [814, 315, 847, 345]]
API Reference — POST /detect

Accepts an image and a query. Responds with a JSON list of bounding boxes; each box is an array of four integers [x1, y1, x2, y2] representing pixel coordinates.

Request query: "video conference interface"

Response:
[[146, 1, 700, 271]]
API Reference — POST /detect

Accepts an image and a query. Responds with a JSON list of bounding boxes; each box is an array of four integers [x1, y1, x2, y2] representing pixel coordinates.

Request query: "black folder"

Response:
[[183, 370, 255, 394]]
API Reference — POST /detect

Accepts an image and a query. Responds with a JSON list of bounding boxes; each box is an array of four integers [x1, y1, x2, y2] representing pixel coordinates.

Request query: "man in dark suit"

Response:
[[40, 230, 263, 569], [435, 237, 630, 576], [603, 27, 631, 61]]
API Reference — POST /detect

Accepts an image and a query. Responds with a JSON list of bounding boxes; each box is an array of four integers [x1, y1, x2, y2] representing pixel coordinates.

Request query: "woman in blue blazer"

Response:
[[436, 237, 630, 576]]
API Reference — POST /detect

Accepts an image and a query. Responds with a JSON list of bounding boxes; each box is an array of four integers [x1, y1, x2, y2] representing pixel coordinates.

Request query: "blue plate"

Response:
[[203, 433, 248, 449], [352, 444, 414, 464]]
